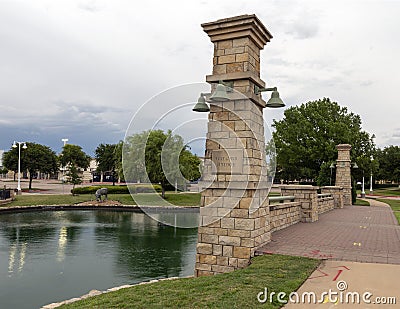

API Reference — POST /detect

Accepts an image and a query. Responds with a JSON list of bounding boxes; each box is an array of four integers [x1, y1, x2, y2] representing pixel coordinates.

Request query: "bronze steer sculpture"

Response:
[[95, 188, 108, 202]]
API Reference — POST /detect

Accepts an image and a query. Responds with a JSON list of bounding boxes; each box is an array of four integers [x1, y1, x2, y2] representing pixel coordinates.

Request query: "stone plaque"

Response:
[[212, 149, 243, 174]]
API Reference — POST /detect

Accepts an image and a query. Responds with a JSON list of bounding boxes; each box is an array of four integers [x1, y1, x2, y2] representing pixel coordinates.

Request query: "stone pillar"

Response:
[[335, 144, 352, 206], [321, 186, 344, 209], [280, 185, 319, 222], [195, 15, 273, 277]]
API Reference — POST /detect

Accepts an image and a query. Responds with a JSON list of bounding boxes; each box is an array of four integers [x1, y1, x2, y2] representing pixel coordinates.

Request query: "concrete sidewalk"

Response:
[[284, 260, 400, 308]]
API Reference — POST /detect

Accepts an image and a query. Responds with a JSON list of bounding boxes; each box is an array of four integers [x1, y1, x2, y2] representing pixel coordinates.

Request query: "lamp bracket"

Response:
[[215, 80, 234, 92], [254, 85, 277, 95]]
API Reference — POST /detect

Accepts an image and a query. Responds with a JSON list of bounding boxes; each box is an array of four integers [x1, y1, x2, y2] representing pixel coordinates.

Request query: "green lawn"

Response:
[[367, 187, 400, 196], [2, 193, 203, 207], [4, 192, 284, 208], [3, 194, 93, 206], [377, 199, 400, 224], [354, 199, 370, 206], [60, 254, 320, 309]]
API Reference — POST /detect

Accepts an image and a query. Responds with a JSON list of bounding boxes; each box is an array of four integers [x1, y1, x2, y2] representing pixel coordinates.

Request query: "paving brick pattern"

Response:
[[257, 205, 400, 264]]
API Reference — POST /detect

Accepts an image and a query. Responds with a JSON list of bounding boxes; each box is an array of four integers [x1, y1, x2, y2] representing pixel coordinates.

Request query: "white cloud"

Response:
[[0, 0, 399, 155]]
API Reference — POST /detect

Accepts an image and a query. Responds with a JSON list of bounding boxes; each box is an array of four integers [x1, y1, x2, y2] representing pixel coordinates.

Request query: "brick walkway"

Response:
[[257, 205, 400, 264]]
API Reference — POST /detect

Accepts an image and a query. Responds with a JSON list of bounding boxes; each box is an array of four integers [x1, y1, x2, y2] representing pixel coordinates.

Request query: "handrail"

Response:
[[318, 193, 332, 198], [269, 196, 295, 204]]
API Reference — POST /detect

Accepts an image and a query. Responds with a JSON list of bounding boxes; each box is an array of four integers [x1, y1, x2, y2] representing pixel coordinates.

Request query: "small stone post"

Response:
[[335, 144, 352, 206], [280, 185, 319, 222], [321, 186, 344, 209], [195, 15, 273, 277]]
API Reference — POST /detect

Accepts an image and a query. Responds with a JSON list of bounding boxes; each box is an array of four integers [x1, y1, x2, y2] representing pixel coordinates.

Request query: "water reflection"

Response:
[[8, 242, 28, 275], [94, 211, 197, 280], [0, 210, 198, 309]]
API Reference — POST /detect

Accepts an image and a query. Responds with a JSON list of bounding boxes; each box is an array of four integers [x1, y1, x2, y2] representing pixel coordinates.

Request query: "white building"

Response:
[[0, 150, 4, 168]]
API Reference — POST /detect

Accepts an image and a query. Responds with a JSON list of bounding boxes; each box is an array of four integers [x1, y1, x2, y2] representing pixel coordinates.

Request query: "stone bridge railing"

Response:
[[269, 196, 301, 233], [268, 185, 344, 231]]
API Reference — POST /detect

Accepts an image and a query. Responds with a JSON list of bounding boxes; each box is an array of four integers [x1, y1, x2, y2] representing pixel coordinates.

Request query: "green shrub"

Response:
[[351, 177, 357, 205], [127, 184, 162, 194], [373, 183, 399, 189], [71, 184, 162, 195]]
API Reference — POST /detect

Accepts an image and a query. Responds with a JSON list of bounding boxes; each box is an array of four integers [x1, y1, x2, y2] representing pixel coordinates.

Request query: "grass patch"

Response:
[[5, 191, 282, 208], [370, 188, 400, 196], [60, 254, 320, 309], [354, 199, 370, 206], [2, 193, 202, 207], [4, 194, 93, 206], [377, 199, 400, 224]]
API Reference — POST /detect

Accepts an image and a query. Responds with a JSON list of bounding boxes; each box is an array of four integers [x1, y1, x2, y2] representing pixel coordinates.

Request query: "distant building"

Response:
[[0, 150, 4, 167], [58, 158, 98, 183]]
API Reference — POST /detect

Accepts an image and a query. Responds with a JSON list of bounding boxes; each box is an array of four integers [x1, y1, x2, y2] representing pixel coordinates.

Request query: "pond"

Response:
[[0, 210, 198, 309]]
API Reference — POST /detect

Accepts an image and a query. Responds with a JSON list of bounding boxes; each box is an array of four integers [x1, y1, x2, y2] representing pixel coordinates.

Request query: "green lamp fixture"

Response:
[[209, 83, 230, 102], [192, 93, 210, 112], [255, 86, 285, 108], [193, 81, 233, 112]]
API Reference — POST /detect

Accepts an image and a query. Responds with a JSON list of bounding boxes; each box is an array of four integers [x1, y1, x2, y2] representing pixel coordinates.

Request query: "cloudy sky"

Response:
[[1, 0, 399, 155]]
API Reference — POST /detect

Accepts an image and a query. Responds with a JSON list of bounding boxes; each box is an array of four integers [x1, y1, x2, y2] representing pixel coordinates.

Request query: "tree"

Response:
[[113, 141, 124, 182], [3, 143, 58, 189], [273, 98, 375, 182], [59, 144, 90, 168], [60, 144, 90, 193], [95, 143, 122, 186], [2, 149, 18, 181], [124, 130, 201, 198], [66, 165, 82, 194], [375, 146, 400, 184], [0, 167, 8, 176]]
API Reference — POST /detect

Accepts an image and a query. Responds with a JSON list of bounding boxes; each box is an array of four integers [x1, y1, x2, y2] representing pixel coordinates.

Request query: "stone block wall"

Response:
[[269, 202, 301, 233], [212, 38, 261, 79], [317, 196, 335, 214], [280, 185, 319, 222], [321, 186, 344, 209]]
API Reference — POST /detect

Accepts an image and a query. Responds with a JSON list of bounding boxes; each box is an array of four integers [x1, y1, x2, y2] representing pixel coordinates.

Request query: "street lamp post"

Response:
[[329, 163, 335, 186], [370, 155, 374, 194], [12, 141, 27, 194], [361, 170, 366, 198]]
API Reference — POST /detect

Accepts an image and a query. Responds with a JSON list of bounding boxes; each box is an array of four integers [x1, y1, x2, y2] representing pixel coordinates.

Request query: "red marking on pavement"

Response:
[[333, 269, 343, 281], [307, 250, 333, 259], [332, 266, 350, 281], [308, 269, 329, 280]]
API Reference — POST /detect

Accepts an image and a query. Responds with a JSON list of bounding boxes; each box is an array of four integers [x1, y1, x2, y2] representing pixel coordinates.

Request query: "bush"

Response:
[[351, 177, 357, 205], [373, 183, 399, 189], [71, 184, 162, 195], [128, 184, 162, 194]]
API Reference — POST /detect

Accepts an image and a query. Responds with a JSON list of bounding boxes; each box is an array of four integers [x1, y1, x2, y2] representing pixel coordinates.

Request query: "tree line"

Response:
[[1, 130, 201, 195], [273, 97, 400, 186]]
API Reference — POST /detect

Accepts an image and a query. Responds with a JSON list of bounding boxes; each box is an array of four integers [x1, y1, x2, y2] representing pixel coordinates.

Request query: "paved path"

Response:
[[257, 205, 400, 264], [359, 198, 390, 207]]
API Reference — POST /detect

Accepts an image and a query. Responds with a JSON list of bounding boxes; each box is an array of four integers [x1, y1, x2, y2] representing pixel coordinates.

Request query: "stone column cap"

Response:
[[336, 144, 352, 151], [280, 185, 318, 190], [201, 14, 272, 49], [320, 186, 344, 190]]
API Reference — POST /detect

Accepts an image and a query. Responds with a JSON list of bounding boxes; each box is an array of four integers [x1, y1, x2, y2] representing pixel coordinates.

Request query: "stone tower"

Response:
[[195, 15, 274, 276], [335, 144, 352, 206]]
